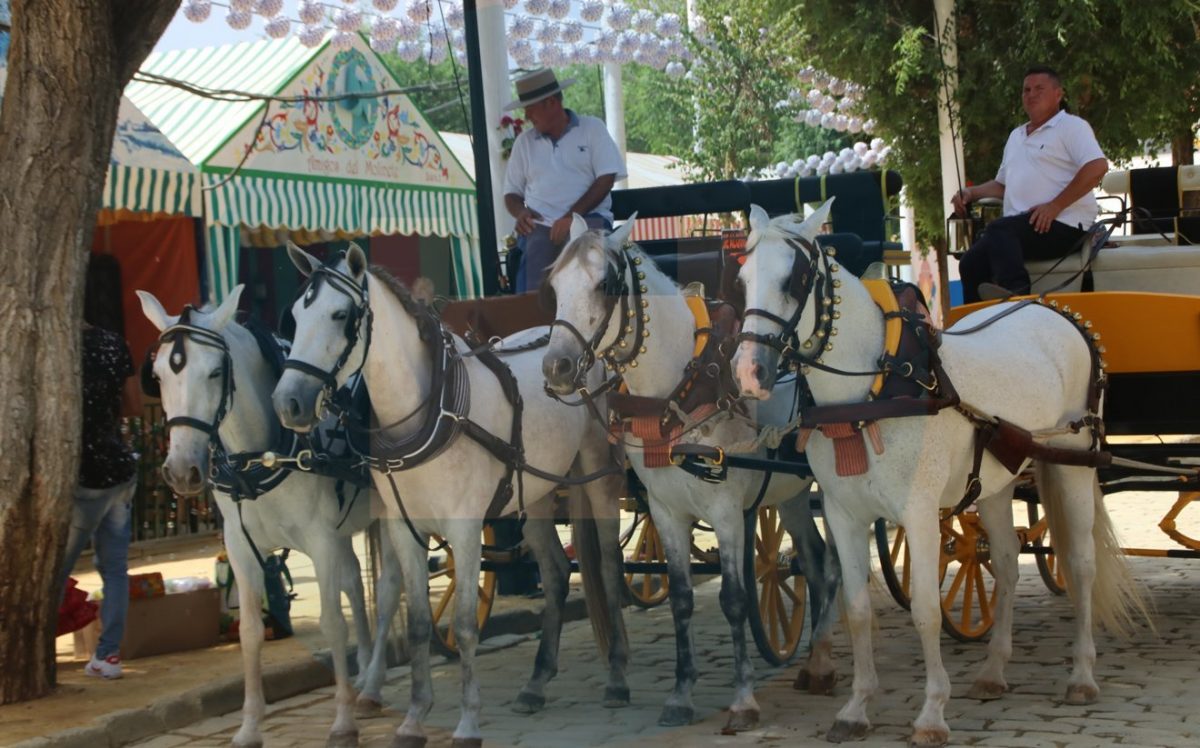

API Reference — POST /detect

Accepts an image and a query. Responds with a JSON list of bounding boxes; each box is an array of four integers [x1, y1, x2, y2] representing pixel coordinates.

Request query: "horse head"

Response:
[[541, 213, 638, 395], [273, 242, 369, 432], [732, 200, 834, 399], [138, 285, 245, 496]]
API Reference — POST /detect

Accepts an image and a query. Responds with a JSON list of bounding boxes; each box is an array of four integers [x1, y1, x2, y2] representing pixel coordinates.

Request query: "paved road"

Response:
[[130, 492, 1200, 747]]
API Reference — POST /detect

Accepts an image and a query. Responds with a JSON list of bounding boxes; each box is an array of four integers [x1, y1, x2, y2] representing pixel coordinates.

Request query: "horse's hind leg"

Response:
[[577, 464, 631, 708], [336, 537, 372, 691], [311, 538, 359, 747], [968, 490, 1019, 701], [653, 504, 699, 727], [778, 485, 840, 696], [512, 501, 571, 714], [224, 525, 267, 748], [357, 522, 404, 714], [713, 495, 760, 732], [446, 519, 487, 747], [385, 521, 435, 748]]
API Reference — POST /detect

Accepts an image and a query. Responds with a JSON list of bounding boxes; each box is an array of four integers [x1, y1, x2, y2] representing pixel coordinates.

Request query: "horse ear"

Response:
[[136, 290, 177, 332], [287, 241, 321, 277], [607, 213, 637, 248], [346, 242, 368, 280], [799, 197, 835, 239], [569, 213, 590, 243], [210, 284, 245, 330], [749, 204, 770, 236]]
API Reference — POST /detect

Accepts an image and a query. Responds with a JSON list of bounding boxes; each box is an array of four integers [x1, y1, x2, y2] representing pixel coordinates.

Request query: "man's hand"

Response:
[[1027, 201, 1063, 233], [549, 215, 574, 245], [950, 187, 972, 216], [515, 207, 541, 236]]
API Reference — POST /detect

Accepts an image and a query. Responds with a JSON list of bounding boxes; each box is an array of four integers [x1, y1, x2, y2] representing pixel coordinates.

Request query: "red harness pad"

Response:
[[817, 422, 869, 477], [629, 416, 681, 468]]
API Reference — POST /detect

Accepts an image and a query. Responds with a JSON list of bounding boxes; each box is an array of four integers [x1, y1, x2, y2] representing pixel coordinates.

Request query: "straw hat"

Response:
[[503, 68, 576, 112]]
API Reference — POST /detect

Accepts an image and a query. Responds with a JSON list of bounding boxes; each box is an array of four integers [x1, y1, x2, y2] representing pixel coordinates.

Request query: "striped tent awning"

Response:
[[103, 164, 200, 217]]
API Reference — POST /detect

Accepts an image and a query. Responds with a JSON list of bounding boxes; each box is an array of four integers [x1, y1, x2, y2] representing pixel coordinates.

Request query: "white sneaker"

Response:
[[85, 654, 123, 679]]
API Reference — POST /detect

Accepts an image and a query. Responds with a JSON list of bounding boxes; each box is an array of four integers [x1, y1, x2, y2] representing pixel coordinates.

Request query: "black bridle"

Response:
[[159, 307, 236, 438]]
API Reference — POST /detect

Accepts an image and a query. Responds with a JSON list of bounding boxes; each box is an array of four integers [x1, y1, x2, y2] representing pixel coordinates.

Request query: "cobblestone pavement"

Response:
[[129, 492, 1200, 747]]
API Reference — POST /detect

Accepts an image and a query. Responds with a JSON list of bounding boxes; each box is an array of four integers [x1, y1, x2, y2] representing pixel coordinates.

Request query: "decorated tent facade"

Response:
[[127, 35, 482, 308]]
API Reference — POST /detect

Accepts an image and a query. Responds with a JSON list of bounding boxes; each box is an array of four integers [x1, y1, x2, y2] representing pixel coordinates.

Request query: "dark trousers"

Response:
[[515, 213, 611, 293], [959, 213, 1087, 303]]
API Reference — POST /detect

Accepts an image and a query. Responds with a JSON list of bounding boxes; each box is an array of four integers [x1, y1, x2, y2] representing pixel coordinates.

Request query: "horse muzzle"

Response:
[[161, 456, 207, 496], [733, 341, 780, 400], [272, 371, 323, 432]]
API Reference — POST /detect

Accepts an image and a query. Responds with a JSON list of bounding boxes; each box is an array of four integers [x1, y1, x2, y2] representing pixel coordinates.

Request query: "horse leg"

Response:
[[512, 502, 570, 714], [336, 538, 372, 691], [358, 521, 404, 715], [968, 492, 1019, 701], [446, 520, 486, 748], [577, 466, 631, 708], [384, 521, 434, 748], [715, 499, 760, 732], [822, 500, 875, 744], [778, 487, 840, 696], [902, 503, 952, 748], [311, 539, 359, 747], [223, 527, 267, 748], [652, 505, 699, 727], [1038, 464, 1100, 705]]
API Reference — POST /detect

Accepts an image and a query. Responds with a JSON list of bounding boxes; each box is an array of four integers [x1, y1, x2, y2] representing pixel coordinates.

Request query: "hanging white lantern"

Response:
[[633, 9, 656, 34], [595, 30, 617, 52], [445, 3, 465, 29], [853, 142, 868, 156], [775, 162, 790, 177], [797, 165, 812, 178], [666, 37, 686, 58], [787, 89, 804, 105], [229, 0, 254, 13], [183, 1, 212, 23], [806, 155, 820, 169], [226, 10, 253, 30], [560, 21, 583, 44], [834, 114, 849, 131], [606, 3, 633, 32], [265, 16, 291, 39], [548, 0, 570, 20], [802, 109, 821, 127], [407, 0, 433, 23], [427, 41, 447, 65], [299, 25, 327, 47], [656, 13, 681, 37], [829, 161, 844, 175], [373, 0, 400, 11], [690, 15, 709, 40], [451, 31, 467, 51], [255, 0, 283, 17], [334, 9, 362, 32], [861, 151, 878, 168], [618, 30, 640, 52], [536, 23, 559, 43], [870, 137, 885, 151], [331, 31, 356, 50], [508, 16, 534, 39], [817, 96, 836, 114], [397, 40, 423, 62], [816, 162, 830, 177], [633, 47, 653, 66], [798, 66, 815, 84], [508, 38, 533, 63], [397, 19, 421, 41], [848, 117, 863, 134], [863, 119, 877, 134], [665, 60, 686, 78], [838, 147, 853, 160], [812, 70, 830, 91], [828, 77, 846, 96], [523, 0, 549, 16], [820, 112, 836, 129], [806, 88, 822, 104], [371, 16, 399, 42], [298, 1, 324, 25], [580, 0, 604, 23], [538, 43, 565, 67]]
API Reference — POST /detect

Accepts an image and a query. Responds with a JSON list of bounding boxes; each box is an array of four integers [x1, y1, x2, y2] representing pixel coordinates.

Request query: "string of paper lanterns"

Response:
[[749, 138, 892, 182]]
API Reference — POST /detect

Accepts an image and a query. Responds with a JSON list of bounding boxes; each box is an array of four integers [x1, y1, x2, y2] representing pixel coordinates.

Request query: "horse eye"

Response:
[[332, 310, 348, 321], [208, 368, 222, 379]]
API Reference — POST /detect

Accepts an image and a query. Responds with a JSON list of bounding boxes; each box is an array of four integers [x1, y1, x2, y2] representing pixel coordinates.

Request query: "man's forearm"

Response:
[[505, 193, 528, 219], [567, 174, 617, 217], [967, 180, 1005, 201], [1051, 158, 1108, 212]]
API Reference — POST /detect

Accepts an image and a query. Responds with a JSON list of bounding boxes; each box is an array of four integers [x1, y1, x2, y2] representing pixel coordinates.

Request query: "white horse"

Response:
[[139, 287, 403, 748], [271, 244, 630, 748], [731, 202, 1146, 746], [541, 215, 842, 731]]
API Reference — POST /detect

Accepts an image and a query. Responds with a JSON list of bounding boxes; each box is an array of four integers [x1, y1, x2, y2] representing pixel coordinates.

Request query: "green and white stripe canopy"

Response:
[[127, 35, 482, 301]]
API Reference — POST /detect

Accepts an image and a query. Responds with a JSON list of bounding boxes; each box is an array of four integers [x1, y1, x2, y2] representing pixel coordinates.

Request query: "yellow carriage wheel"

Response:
[[938, 510, 998, 642], [623, 512, 670, 608], [746, 506, 807, 666], [429, 525, 498, 657], [874, 519, 913, 610], [1025, 503, 1068, 595]]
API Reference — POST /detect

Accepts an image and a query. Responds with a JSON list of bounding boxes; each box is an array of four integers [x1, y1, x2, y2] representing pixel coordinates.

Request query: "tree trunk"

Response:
[[1172, 131, 1195, 166], [0, 0, 177, 705]]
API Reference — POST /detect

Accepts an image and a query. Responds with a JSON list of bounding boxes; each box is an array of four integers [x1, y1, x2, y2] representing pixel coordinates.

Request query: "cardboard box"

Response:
[[120, 587, 221, 660]]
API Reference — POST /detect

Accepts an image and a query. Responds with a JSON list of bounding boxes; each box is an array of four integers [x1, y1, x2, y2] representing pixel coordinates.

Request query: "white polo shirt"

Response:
[[503, 110, 627, 223], [995, 109, 1106, 229]]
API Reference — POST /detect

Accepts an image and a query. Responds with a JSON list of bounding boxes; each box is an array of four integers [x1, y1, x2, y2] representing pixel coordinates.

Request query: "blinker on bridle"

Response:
[[158, 306, 237, 437]]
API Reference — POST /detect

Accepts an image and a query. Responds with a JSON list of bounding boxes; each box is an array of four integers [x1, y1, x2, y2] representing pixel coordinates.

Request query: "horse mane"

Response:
[[547, 229, 608, 279], [761, 213, 812, 243], [367, 265, 425, 316]]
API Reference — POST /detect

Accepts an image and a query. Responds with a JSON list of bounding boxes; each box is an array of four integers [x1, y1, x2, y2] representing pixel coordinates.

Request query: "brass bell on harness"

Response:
[[829, 263, 840, 273], [825, 247, 837, 257], [802, 340, 814, 349], [627, 309, 635, 318], [633, 257, 643, 265]]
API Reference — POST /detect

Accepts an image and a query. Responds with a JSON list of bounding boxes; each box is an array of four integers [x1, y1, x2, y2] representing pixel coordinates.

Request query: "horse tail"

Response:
[[1037, 464, 1153, 637], [569, 479, 614, 659]]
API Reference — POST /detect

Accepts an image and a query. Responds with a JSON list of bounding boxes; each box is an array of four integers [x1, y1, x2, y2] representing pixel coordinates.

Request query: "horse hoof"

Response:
[[808, 671, 837, 696], [909, 727, 950, 747], [1064, 683, 1099, 705], [658, 704, 694, 727], [451, 739, 483, 748], [722, 708, 760, 733], [602, 686, 631, 708], [231, 735, 263, 748], [826, 719, 869, 743], [792, 669, 811, 691], [355, 695, 383, 718], [511, 691, 545, 714], [389, 735, 427, 748], [326, 728, 359, 748], [966, 680, 1007, 701]]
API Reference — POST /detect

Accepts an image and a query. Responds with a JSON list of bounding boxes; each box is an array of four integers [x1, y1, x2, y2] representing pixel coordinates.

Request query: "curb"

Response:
[[19, 596, 591, 748]]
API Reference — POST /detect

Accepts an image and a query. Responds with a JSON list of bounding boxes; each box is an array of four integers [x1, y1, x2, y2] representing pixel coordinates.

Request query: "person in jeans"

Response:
[[951, 65, 1108, 302], [56, 254, 137, 679], [502, 68, 627, 293]]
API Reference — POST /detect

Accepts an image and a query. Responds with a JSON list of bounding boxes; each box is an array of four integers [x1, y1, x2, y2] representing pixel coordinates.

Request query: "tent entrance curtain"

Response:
[[206, 224, 241, 304]]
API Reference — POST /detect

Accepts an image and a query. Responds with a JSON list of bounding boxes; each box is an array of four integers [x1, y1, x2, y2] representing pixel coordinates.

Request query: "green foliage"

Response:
[[376, 52, 475, 133], [789, 0, 1200, 244]]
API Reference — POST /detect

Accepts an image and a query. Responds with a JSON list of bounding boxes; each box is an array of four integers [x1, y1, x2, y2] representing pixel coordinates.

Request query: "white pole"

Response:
[[932, 0, 962, 319], [478, 1, 514, 241], [603, 62, 628, 190]]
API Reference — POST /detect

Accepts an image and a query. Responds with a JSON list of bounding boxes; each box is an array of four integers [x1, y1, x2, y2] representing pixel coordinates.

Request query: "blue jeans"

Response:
[[515, 213, 611, 293], [57, 477, 136, 658]]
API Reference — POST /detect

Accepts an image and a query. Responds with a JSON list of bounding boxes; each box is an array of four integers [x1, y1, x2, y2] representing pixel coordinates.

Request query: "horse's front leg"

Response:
[[650, 503, 699, 726], [357, 521, 404, 715], [778, 486, 840, 696], [311, 540, 359, 747], [902, 503, 952, 748], [385, 520, 435, 748], [968, 492, 1019, 701], [715, 495, 759, 732], [223, 522, 267, 748], [336, 536, 372, 692], [578, 468, 631, 708], [822, 498, 875, 744], [512, 501, 571, 713], [446, 519, 486, 748]]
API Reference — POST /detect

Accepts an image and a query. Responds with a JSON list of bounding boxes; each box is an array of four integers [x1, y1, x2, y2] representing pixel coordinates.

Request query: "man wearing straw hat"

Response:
[[503, 68, 626, 293]]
